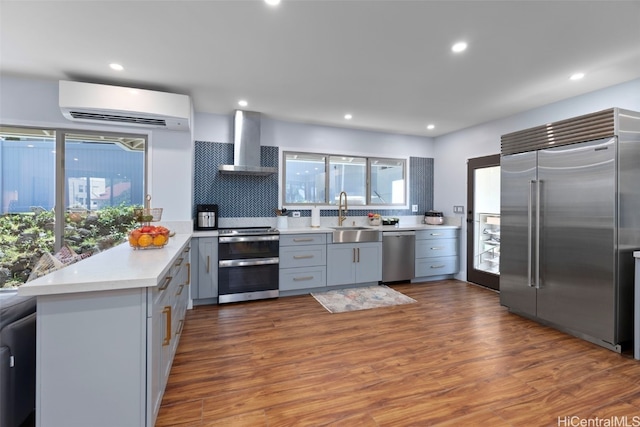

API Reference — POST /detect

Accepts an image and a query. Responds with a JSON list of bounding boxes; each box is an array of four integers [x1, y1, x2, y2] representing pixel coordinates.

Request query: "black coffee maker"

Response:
[[195, 204, 218, 230]]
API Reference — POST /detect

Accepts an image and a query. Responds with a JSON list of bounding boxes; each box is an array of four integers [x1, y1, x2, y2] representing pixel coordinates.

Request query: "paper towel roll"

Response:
[[311, 206, 320, 228]]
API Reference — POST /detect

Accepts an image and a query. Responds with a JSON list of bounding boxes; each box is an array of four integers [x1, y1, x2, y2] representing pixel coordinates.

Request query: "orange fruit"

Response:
[[137, 234, 153, 247], [128, 234, 138, 246], [153, 234, 166, 246]]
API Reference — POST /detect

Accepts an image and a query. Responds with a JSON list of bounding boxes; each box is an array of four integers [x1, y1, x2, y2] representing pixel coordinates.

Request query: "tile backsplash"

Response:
[[194, 141, 434, 218], [194, 141, 279, 218]]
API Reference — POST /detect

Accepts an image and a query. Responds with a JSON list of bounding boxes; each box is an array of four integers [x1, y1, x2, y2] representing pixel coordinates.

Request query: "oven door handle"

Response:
[[219, 257, 280, 268], [219, 235, 279, 243]]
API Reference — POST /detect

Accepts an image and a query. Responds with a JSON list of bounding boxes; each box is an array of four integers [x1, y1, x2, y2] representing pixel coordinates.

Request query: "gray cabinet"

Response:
[[327, 242, 382, 286], [34, 241, 191, 427], [149, 245, 190, 420], [279, 233, 327, 292], [415, 228, 459, 279], [193, 237, 218, 301]]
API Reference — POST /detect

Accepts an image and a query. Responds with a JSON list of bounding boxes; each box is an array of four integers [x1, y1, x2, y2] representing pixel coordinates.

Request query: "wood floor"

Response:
[[157, 280, 640, 426]]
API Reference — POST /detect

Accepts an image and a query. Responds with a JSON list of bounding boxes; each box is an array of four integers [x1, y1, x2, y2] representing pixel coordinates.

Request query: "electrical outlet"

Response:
[[453, 205, 465, 214], [292, 211, 301, 218], [411, 205, 418, 212]]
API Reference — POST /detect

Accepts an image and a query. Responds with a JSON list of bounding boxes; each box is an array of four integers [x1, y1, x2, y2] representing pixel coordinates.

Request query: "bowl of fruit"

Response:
[[128, 225, 170, 249], [367, 213, 381, 226]]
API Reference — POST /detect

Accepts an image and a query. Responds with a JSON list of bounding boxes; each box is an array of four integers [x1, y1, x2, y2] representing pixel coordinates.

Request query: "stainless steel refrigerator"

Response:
[[500, 108, 640, 352]]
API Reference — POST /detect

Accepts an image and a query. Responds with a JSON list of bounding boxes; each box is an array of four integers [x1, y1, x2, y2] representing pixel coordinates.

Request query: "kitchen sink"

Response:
[[330, 226, 380, 243]]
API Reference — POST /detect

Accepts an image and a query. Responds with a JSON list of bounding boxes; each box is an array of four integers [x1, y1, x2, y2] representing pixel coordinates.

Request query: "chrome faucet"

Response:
[[338, 191, 348, 226]]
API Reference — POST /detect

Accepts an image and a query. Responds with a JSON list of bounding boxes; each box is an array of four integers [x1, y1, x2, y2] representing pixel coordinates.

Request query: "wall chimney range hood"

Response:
[[218, 110, 277, 176]]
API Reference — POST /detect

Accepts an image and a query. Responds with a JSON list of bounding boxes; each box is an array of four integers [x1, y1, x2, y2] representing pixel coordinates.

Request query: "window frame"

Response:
[[282, 150, 408, 208], [1, 125, 148, 252], [368, 157, 407, 206]]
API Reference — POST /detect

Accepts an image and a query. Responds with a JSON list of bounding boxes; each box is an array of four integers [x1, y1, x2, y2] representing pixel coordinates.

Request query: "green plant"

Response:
[[0, 204, 142, 288]]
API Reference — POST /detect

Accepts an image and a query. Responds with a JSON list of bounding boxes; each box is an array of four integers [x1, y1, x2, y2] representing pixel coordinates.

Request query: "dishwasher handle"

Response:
[[383, 231, 416, 237]]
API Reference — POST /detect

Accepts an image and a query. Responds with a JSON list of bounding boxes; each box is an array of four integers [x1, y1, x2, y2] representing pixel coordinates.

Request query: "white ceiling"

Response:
[[1, 0, 639, 137]]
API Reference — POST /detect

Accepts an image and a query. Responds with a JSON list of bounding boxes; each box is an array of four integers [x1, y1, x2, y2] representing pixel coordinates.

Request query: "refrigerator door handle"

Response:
[[535, 180, 541, 289], [528, 180, 535, 287]]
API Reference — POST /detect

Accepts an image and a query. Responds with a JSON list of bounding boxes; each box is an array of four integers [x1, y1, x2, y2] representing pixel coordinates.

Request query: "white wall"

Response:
[[0, 75, 193, 221], [195, 112, 435, 158], [434, 78, 640, 281]]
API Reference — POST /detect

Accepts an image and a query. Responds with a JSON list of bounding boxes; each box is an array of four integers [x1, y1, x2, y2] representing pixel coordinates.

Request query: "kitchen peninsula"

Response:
[[18, 234, 192, 427]]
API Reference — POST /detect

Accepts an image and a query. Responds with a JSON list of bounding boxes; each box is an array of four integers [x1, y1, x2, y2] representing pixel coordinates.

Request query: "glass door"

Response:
[[466, 154, 500, 290]]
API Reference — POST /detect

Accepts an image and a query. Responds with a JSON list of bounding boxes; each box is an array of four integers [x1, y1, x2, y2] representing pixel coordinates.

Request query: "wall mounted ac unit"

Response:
[[59, 80, 191, 131]]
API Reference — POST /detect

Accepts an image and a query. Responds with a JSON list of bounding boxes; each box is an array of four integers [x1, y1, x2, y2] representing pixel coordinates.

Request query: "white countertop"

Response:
[[278, 224, 460, 234], [18, 234, 191, 297], [635, 251, 640, 258], [192, 223, 460, 237]]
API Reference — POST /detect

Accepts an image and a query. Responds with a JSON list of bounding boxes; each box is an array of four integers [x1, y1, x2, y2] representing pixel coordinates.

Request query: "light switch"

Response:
[[412, 205, 418, 212], [453, 205, 464, 214]]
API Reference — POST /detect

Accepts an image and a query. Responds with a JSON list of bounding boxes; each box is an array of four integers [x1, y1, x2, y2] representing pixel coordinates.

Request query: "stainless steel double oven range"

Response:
[[217, 227, 279, 303]]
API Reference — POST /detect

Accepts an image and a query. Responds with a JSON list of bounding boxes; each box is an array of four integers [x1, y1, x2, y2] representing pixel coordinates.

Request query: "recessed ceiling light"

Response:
[[427, 124, 435, 130], [344, 114, 352, 120], [109, 63, 124, 71], [265, 0, 281, 5], [238, 100, 248, 107], [570, 72, 585, 81], [451, 42, 467, 53]]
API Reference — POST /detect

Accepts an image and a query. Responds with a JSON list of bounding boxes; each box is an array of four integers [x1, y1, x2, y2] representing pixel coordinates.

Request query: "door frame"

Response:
[[466, 154, 501, 290]]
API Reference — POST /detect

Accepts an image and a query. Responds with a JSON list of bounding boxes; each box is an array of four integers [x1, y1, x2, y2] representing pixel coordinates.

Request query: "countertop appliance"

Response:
[[382, 230, 415, 283], [500, 108, 640, 353], [195, 204, 218, 230], [382, 217, 399, 226], [218, 227, 279, 303], [424, 211, 444, 225]]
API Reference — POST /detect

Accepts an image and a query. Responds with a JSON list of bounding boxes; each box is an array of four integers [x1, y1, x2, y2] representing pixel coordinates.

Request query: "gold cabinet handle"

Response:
[[293, 255, 314, 259], [174, 257, 184, 267], [186, 262, 191, 285], [430, 233, 442, 236], [293, 276, 314, 281], [352, 248, 356, 263], [431, 265, 445, 269], [162, 306, 172, 346], [293, 238, 314, 242], [159, 276, 172, 291], [177, 319, 185, 335], [430, 247, 444, 250], [357, 247, 360, 263], [176, 284, 185, 296]]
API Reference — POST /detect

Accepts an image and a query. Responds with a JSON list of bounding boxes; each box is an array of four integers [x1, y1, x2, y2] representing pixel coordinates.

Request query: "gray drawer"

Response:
[[416, 238, 457, 258], [416, 228, 459, 240], [279, 245, 326, 268], [280, 266, 326, 290], [415, 256, 458, 277], [280, 233, 328, 246]]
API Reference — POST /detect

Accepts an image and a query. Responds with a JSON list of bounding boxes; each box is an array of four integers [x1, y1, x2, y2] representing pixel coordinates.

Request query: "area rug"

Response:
[[311, 285, 416, 313]]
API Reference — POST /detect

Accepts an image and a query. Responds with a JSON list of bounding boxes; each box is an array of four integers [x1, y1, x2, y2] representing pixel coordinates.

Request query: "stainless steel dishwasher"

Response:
[[382, 230, 415, 282]]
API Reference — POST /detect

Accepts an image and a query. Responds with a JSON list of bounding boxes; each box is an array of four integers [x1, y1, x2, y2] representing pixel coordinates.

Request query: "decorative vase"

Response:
[[277, 216, 288, 229]]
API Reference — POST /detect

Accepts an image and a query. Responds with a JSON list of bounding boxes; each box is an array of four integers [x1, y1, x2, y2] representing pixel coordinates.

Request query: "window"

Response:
[[369, 158, 405, 205], [283, 152, 326, 203], [0, 126, 146, 288], [329, 156, 366, 205], [283, 151, 406, 206]]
